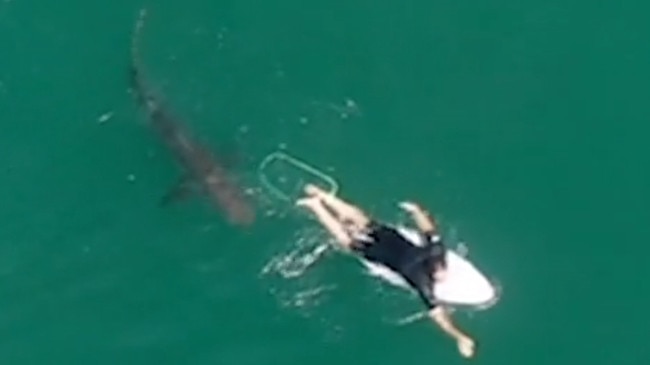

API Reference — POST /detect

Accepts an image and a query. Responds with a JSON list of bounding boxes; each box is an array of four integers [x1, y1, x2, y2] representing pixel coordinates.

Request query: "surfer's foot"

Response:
[[458, 337, 476, 358], [303, 183, 325, 197], [296, 196, 321, 210], [303, 184, 371, 229]]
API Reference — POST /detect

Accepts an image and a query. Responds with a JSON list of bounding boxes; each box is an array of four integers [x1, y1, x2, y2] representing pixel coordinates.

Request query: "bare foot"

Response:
[[296, 196, 321, 209], [458, 337, 476, 358], [303, 184, 324, 197]]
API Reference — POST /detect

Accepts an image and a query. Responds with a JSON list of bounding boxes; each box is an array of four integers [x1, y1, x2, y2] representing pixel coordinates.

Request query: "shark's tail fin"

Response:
[[130, 8, 150, 108]]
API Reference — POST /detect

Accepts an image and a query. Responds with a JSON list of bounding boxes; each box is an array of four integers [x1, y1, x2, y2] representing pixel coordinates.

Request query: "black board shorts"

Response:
[[351, 221, 446, 310]]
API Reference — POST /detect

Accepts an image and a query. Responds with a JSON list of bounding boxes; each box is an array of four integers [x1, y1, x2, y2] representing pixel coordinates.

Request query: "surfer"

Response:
[[296, 184, 476, 358]]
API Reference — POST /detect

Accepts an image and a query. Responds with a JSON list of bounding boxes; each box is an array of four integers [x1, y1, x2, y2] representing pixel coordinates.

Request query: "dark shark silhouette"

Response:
[[129, 9, 255, 226]]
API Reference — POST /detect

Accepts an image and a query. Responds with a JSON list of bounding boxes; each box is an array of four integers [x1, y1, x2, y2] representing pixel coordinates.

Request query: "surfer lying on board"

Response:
[[296, 184, 476, 358]]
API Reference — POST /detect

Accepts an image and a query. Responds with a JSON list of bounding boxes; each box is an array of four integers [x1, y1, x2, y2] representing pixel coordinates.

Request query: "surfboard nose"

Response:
[[472, 277, 497, 304], [431, 250, 499, 307]]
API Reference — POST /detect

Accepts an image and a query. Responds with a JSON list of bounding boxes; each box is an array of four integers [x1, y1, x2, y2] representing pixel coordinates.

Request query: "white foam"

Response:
[[261, 237, 329, 279]]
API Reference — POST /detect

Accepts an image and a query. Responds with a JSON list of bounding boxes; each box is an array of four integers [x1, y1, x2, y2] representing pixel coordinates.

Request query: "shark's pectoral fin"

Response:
[[159, 175, 197, 206]]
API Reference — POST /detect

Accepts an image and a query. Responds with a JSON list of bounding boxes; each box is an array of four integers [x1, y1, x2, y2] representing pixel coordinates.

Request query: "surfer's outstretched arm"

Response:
[[430, 307, 476, 358], [399, 202, 436, 233]]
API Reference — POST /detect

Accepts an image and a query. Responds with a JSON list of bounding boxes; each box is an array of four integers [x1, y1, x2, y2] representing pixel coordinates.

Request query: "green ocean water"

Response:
[[1, 0, 649, 364]]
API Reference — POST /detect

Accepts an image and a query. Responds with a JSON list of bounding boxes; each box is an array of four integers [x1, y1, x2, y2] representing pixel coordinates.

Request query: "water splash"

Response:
[[394, 310, 428, 325], [284, 284, 337, 308], [259, 225, 340, 317], [260, 228, 331, 279]]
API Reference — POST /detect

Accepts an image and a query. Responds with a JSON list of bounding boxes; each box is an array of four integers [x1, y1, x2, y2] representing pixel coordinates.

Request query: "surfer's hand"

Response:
[[457, 337, 475, 358], [401, 202, 436, 233], [398, 201, 420, 213]]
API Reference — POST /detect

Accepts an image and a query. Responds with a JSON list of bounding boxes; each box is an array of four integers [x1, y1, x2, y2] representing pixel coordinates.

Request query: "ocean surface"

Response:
[[1, 1, 649, 364]]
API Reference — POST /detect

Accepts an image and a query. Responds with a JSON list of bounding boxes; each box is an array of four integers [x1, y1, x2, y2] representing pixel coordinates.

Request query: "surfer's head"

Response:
[[431, 242, 447, 264], [429, 245, 448, 281], [431, 262, 447, 282]]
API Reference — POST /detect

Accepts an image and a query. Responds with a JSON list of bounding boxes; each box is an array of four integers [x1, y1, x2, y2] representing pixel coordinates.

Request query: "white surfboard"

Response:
[[362, 226, 498, 309]]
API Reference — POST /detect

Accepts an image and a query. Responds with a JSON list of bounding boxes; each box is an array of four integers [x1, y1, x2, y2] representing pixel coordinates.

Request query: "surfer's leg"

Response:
[[304, 184, 370, 229], [296, 196, 354, 250]]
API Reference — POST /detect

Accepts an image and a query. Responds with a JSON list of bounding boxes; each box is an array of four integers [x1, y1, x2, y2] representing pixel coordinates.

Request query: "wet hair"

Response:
[[429, 244, 447, 270]]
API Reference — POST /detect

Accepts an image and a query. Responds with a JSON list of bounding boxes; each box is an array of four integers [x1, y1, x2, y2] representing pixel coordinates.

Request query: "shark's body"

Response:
[[130, 9, 254, 226]]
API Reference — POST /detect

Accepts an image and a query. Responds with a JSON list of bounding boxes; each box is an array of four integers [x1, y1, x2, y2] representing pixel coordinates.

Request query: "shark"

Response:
[[129, 9, 255, 226]]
